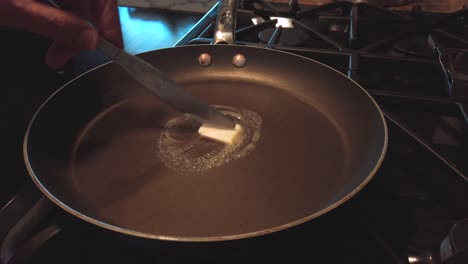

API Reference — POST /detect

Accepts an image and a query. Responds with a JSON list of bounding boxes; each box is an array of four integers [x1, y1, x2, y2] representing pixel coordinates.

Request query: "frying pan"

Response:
[[23, 0, 387, 244]]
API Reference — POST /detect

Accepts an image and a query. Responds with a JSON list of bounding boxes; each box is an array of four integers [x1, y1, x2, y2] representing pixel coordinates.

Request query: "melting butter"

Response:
[[157, 107, 262, 174]]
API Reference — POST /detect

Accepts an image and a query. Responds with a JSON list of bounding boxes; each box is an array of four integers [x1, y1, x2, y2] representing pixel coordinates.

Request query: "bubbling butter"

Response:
[[157, 107, 262, 174]]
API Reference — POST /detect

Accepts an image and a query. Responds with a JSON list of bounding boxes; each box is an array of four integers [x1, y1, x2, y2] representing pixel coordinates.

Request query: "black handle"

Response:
[[0, 182, 61, 264]]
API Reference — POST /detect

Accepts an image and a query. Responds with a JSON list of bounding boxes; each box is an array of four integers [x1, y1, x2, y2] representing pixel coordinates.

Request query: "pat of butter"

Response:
[[198, 123, 242, 144]]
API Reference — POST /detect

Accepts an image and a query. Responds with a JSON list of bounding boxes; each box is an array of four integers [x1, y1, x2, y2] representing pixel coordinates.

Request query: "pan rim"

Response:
[[23, 44, 388, 243]]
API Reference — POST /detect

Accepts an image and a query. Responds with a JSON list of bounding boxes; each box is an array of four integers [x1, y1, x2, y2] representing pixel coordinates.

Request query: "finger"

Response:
[[89, 0, 124, 48], [54, 0, 123, 48], [0, 0, 99, 49], [45, 42, 76, 69]]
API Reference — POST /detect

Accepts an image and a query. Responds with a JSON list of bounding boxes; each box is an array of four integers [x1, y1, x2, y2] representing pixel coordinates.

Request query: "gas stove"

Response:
[[1, 1, 468, 264]]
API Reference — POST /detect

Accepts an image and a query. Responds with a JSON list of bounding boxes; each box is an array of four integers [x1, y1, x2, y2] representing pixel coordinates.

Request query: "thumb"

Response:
[[45, 43, 75, 70], [45, 25, 99, 69], [45, 19, 100, 69], [45, 31, 96, 69]]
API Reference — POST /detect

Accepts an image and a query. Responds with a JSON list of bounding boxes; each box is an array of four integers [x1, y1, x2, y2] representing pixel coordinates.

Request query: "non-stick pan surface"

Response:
[[24, 44, 387, 242]]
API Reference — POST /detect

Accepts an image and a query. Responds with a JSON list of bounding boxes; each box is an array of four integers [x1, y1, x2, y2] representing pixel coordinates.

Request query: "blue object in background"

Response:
[[71, 6, 200, 75]]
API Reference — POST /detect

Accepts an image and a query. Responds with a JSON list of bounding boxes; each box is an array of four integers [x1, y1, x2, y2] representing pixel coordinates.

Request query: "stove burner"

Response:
[[258, 28, 308, 46], [393, 36, 436, 58]]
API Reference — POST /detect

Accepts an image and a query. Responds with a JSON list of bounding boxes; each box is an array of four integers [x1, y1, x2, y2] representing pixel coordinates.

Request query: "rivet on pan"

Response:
[[198, 53, 212, 67], [232, 54, 246, 68]]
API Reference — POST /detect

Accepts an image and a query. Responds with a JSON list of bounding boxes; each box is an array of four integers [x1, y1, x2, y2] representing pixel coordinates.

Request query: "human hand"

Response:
[[0, 0, 123, 69]]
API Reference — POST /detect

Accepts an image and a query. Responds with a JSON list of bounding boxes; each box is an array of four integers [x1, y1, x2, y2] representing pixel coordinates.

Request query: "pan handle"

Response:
[[0, 183, 61, 264], [212, 0, 238, 44]]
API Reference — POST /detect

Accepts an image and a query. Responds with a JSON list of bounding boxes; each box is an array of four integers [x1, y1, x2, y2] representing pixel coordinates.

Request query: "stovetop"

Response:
[[1, 1, 468, 264]]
